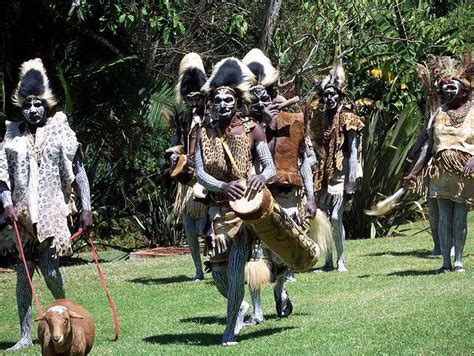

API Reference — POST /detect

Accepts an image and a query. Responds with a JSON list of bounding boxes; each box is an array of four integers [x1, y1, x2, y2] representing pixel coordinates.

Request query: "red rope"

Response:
[[86, 237, 120, 340], [15, 221, 119, 340], [70, 228, 84, 241], [12, 221, 44, 317], [69, 228, 119, 340]]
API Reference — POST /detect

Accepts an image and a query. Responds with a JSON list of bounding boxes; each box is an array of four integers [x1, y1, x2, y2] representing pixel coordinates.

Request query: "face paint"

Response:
[[250, 87, 272, 118], [185, 92, 205, 109], [322, 86, 340, 110], [22, 97, 46, 125], [213, 88, 237, 120], [439, 79, 463, 104]]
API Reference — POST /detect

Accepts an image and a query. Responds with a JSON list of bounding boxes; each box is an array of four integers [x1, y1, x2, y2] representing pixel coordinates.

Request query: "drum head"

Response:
[[229, 179, 272, 220]]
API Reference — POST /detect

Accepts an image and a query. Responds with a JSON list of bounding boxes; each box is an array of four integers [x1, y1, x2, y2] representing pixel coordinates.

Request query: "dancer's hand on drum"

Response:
[[79, 210, 93, 231], [305, 198, 317, 218], [464, 157, 474, 177], [247, 174, 266, 192], [223, 181, 245, 200], [4, 205, 17, 224]]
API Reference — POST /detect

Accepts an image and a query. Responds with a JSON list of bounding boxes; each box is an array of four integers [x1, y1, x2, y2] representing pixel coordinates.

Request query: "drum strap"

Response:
[[215, 127, 244, 179]]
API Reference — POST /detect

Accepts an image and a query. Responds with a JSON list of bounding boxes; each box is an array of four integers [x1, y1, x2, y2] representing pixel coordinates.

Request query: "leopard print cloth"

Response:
[[307, 104, 364, 192], [0, 112, 79, 257], [200, 117, 253, 202]]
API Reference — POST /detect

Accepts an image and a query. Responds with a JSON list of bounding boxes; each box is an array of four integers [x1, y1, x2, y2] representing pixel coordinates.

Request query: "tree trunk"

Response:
[[259, 0, 283, 52]]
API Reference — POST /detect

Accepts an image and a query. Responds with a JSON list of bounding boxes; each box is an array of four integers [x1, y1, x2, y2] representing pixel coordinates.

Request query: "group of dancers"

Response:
[[164, 49, 473, 345], [0, 49, 472, 348]]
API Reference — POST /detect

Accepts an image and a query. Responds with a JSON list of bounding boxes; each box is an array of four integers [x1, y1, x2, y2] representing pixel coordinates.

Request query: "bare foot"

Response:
[[6, 337, 33, 351], [313, 263, 335, 273], [234, 301, 249, 335], [244, 315, 264, 327], [337, 262, 348, 272]]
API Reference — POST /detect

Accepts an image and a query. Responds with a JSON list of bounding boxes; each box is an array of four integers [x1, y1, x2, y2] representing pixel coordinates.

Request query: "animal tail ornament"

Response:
[[245, 259, 272, 291], [364, 188, 406, 216], [308, 209, 333, 259]]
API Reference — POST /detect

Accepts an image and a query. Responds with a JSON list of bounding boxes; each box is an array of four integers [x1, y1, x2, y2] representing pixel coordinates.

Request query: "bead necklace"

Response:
[[446, 100, 472, 127]]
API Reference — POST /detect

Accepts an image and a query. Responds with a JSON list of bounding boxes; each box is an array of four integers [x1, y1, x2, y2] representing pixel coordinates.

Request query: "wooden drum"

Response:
[[230, 180, 320, 272]]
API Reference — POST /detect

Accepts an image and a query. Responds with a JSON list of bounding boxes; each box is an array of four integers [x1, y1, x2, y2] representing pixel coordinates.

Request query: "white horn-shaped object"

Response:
[[365, 188, 406, 216]]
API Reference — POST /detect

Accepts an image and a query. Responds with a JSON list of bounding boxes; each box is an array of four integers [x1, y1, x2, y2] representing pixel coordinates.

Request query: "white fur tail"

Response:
[[308, 209, 333, 259], [245, 259, 271, 291], [365, 188, 406, 216]]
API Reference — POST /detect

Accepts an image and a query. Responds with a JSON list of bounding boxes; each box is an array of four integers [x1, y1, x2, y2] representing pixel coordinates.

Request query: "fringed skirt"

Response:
[[428, 150, 473, 206], [174, 183, 208, 220]]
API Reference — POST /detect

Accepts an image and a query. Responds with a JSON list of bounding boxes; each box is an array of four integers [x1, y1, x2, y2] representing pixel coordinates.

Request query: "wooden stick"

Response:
[[277, 96, 300, 110]]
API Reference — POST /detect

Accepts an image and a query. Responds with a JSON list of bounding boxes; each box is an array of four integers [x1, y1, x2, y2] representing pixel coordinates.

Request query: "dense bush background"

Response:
[[1, 0, 472, 247]]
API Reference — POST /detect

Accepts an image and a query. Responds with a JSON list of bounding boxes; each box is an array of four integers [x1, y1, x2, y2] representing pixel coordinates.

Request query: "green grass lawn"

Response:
[[0, 214, 473, 355]]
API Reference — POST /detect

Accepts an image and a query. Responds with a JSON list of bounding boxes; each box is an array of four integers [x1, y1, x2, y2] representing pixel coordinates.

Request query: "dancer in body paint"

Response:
[[0, 58, 93, 350]]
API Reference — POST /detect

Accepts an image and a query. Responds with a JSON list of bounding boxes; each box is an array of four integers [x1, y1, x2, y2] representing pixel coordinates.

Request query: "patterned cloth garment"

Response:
[[307, 105, 365, 192], [199, 115, 254, 203], [428, 106, 474, 205], [0, 112, 79, 256]]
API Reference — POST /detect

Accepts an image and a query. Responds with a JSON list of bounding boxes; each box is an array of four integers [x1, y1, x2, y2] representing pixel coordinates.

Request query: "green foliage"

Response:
[[1, 0, 472, 244], [347, 103, 425, 238], [133, 193, 184, 247], [68, 0, 186, 44], [273, 0, 472, 237]]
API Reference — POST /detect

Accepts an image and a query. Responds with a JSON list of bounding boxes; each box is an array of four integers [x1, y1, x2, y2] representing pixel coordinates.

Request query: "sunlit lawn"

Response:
[[0, 214, 473, 354]]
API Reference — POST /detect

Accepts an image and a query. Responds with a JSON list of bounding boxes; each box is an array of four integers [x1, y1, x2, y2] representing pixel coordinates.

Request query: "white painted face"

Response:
[[22, 97, 46, 125], [439, 79, 463, 104], [322, 86, 340, 110], [213, 88, 237, 119], [185, 92, 205, 109], [250, 87, 272, 119]]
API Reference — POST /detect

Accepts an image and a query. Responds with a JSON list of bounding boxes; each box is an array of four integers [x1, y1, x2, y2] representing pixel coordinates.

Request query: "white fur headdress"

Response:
[[242, 48, 279, 88], [201, 57, 255, 103], [320, 58, 346, 91], [12, 58, 57, 108], [175, 52, 207, 104]]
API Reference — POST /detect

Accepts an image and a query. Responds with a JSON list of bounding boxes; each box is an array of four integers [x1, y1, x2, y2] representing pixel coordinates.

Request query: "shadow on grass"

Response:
[[144, 326, 296, 346], [363, 249, 434, 259], [180, 313, 288, 325], [387, 269, 438, 276], [0, 342, 15, 350], [128, 275, 193, 285]]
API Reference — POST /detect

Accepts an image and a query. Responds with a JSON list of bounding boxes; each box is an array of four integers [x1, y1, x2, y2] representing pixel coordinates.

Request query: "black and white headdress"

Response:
[[317, 59, 346, 95], [176, 52, 208, 104], [201, 57, 255, 102], [242, 48, 279, 89], [12, 58, 57, 108]]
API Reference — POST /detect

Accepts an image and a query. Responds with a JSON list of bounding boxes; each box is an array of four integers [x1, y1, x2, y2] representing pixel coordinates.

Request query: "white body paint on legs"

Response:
[[437, 198, 468, 272], [183, 213, 205, 280]]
